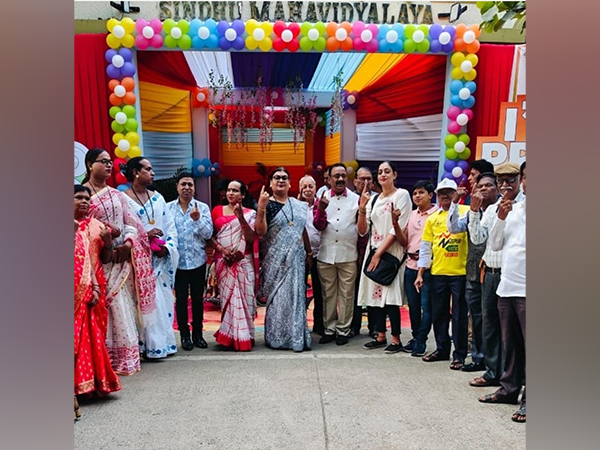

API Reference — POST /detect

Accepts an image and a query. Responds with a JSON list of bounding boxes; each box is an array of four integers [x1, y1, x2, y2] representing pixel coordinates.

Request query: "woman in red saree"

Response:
[[74, 185, 121, 419], [211, 181, 257, 351]]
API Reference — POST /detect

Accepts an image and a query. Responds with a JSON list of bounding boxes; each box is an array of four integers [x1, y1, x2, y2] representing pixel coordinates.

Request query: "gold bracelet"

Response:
[[358, 209, 366, 215], [258, 207, 266, 212]]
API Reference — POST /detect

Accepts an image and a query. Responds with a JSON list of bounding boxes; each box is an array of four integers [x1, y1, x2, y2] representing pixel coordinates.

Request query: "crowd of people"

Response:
[[74, 149, 526, 424]]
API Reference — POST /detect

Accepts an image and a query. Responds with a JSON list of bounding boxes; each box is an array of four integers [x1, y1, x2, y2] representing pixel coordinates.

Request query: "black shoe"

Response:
[[336, 335, 349, 346], [461, 361, 486, 372], [192, 334, 208, 349], [363, 339, 387, 350], [319, 334, 336, 344], [400, 339, 415, 353], [181, 337, 193, 351], [411, 341, 427, 357], [384, 343, 403, 354]]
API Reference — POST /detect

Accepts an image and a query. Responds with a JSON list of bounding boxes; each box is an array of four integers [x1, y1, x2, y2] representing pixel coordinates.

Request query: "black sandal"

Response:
[[511, 406, 526, 423]]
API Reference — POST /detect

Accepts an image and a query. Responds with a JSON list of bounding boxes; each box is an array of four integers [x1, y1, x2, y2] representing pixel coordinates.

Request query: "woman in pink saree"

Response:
[[211, 180, 257, 351]]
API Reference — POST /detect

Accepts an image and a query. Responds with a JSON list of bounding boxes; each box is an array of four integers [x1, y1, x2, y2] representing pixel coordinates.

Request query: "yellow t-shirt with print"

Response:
[[422, 206, 469, 276]]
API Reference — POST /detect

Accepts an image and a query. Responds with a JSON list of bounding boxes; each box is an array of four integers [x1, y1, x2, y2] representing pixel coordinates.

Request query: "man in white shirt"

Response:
[[313, 163, 360, 346], [316, 170, 331, 198], [478, 162, 526, 424]]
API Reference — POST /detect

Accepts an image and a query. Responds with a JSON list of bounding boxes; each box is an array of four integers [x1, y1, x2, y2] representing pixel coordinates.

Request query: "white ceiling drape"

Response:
[[183, 51, 234, 87]]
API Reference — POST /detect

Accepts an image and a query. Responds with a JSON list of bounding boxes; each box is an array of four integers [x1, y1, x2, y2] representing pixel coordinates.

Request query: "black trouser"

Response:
[[431, 275, 468, 361], [369, 305, 401, 337], [305, 259, 324, 334], [174, 265, 206, 339], [496, 297, 526, 406]]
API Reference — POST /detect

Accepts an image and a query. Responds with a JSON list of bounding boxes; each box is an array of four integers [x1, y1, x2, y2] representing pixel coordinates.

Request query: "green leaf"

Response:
[[481, 5, 500, 21], [500, 9, 517, 22], [476, 1, 496, 14]]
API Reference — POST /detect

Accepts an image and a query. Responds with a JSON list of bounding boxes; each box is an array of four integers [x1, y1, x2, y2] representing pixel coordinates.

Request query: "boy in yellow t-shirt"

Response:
[[415, 178, 469, 369]]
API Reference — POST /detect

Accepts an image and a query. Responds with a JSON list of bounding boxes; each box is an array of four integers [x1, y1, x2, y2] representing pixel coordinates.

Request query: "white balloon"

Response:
[[386, 30, 398, 44], [281, 29, 293, 43], [347, 167, 354, 175], [335, 28, 347, 41], [112, 25, 125, 39], [115, 112, 127, 125], [456, 113, 469, 126], [452, 167, 463, 178], [114, 85, 126, 97], [118, 139, 130, 151], [439, 31, 451, 45], [461, 60, 473, 73], [196, 92, 206, 103], [198, 26, 210, 40], [271, 91, 279, 99], [170, 27, 182, 39], [112, 55, 125, 68], [347, 95, 356, 105], [463, 30, 476, 44], [142, 26, 154, 39], [459, 88, 471, 100], [361, 29, 373, 43], [308, 28, 319, 41], [253, 28, 265, 41], [412, 30, 425, 43], [198, 165, 205, 173], [225, 28, 237, 42], [454, 141, 466, 153]]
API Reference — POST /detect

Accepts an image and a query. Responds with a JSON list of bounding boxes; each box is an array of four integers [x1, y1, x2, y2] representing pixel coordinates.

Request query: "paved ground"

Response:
[[75, 318, 526, 450]]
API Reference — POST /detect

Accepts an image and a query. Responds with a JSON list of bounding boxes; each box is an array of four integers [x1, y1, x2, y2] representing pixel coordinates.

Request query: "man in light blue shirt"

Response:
[[167, 172, 213, 351]]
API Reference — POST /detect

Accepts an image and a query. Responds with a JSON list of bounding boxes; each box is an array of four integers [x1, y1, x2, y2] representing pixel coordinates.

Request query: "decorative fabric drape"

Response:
[[184, 51, 234, 87], [137, 51, 197, 90], [141, 131, 193, 179], [230, 53, 322, 88], [344, 54, 406, 92], [308, 53, 366, 91], [139, 81, 192, 132], [324, 132, 341, 166]]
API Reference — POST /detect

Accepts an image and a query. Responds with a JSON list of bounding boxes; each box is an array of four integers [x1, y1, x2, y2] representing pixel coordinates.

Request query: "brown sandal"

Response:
[[511, 406, 526, 423], [469, 376, 500, 387], [449, 359, 464, 370]]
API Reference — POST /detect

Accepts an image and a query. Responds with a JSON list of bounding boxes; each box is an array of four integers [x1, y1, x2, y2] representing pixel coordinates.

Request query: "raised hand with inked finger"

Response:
[[190, 202, 200, 221], [232, 202, 244, 220], [497, 197, 514, 220], [359, 181, 371, 210], [470, 190, 484, 212], [317, 191, 329, 212], [452, 178, 468, 204], [257, 185, 269, 210], [391, 204, 401, 224]]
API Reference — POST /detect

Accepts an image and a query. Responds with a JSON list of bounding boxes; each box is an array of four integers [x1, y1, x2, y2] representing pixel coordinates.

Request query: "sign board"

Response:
[[75, 141, 89, 184], [476, 94, 526, 166]]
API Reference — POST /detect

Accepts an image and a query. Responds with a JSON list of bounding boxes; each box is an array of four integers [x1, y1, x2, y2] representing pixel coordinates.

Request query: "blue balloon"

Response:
[[449, 80, 464, 95], [450, 95, 462, 107], [430, 40, 442, 53], [117, 184, 129, 192], [463, 96, 476, 108], [444, 160, 456, 172], [465, 81, 477, 93]]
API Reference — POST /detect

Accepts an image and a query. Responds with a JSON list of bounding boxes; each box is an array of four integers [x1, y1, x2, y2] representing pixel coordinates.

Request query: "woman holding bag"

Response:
[[357, 161, 412, 353]]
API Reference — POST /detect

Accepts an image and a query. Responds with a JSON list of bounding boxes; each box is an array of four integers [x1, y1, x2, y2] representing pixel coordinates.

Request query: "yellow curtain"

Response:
[[324, 132, 340, 166], [344, 54, 406, 92], [139, 81, 192, 133], [221, 142, 305, 166]]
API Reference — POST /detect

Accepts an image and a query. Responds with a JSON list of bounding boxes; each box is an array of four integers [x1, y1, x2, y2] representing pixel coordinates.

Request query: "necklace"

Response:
[[280, 202, 294, 226], [132, 188, 155, 224], [89, 183, 116, 222]]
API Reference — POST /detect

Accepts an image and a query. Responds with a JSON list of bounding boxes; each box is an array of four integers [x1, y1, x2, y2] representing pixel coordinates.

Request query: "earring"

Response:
[[136, 175, 139, 178]]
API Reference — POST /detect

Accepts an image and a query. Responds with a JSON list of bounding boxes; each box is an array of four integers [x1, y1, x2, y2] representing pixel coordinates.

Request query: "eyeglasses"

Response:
[[272, 175, 289, 181], [357, 177, 372, 182], [331, 173, 347, 179], [497, 176, 517, 185], [94, 159, 113, 166]]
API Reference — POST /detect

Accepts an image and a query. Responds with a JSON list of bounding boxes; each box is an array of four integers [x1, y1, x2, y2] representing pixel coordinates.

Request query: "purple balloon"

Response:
[[442, 172, 453, 180], [444, 160, 456, 172], [105, 49, 118, 63], [445, 26, 456, 38], [429, 24, 443, 39], [456, 174, 468, 185], [430, 40, 442, 53], [219, 36, 232, 50], [217, 20, 230, 36], [442, 42, 454, 53], [232, 37, 245, 50], [232, 19, 245, 35], [121, 62, 136, 77], [118, 48, 133, 62], [106, 64, 121, 79], [457, 160, 469, 171]]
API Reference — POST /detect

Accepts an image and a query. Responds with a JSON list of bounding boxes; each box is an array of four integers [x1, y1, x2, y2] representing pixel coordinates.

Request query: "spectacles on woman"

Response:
[[272, 175, 289, 181], [94, 159, 114, 166]]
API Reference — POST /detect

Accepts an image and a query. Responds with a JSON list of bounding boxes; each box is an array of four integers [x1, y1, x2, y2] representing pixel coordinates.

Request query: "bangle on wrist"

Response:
[[358, 209, 366, 215], [258, 207, 266, 212]]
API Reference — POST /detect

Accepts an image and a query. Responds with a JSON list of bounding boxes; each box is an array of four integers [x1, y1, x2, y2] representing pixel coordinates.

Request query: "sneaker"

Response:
[[411, 341, 427, 357], [363, 339, 387, 350], [319, 334, 336, 344], [400, 339, 415, 353], [384, 343, 403, 354]]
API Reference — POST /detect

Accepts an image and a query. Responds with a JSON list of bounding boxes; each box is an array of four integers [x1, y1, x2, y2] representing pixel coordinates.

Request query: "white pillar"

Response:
[[340, 108, 357, 162], [191, 107, 211, 205]]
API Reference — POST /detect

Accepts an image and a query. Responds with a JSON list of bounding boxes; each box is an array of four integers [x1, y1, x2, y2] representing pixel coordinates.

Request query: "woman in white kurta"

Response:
[[357, 161, 412, 353], [124, 157, 179, 359]]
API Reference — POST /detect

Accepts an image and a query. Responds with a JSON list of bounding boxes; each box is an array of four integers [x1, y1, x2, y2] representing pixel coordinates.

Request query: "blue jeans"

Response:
[[404, 268, 432, 344], [431, 275, 468, 361]]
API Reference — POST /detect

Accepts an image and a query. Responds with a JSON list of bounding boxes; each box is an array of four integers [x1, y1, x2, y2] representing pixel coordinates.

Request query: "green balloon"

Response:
[[109, 106, 121, 119], [125, 118, 138, 132], [165, 35, 178, 48], [299, 37, 312, 51], [446, 148, 458, 160], [459, 148, 471, 160], [300, 22, 311, 35], [458, 134, 470, 145], [418, 24, 429, 35], [417, 40, 430, 53], [315, 22, 326, 34], [122, 105, 136, 118], [404, 24, 416, 38], [314, 37, 326, 52], [179, 34, 192, 50], [163, 19, 176, 33], [178, 20, 190, 34], [444, 134, 458, 147], [404, 39, 416, 53], [111, 120, 125, 133]]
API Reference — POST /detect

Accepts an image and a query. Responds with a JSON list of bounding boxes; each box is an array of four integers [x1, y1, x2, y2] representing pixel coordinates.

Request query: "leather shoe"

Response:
[[336, 335, 349, 346], [461, 361, 486, 372], [181, 337, 193, 351], [192, 334, 208, 349], [319, 334, 336, 344]]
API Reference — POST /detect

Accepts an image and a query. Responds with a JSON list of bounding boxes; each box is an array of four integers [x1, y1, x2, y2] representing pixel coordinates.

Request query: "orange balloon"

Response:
[[340, 21, 352, 33], [121, 77, 135, 91], [455, 23, 467, 38], [454, 38, 466, 52], [466, 40, 481, 54], [123, 92, 136, 105], [469, 23, 481, 37], [341, 38, 353, 51], [109, 93, 122, 106], [108, 80, 120, 91], [326, 21, 338, 36], [326, 36, 339, 51]]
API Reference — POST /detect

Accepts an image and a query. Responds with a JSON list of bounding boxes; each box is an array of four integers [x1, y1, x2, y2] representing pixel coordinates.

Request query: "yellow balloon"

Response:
[[451, 52, 465, 67], [122, 34, 135, 48], [121, 17, 135, 33], [126, 132, 140, 145], [245, 37, 259, 50], [466, 54, 479, 67], [259, 38, 273, 52], [464, 69, 477, 81], [261, 22, 273, 35], [128, 146, 142, 158], [112, 133, 125, 145], [451, 67, 464, 80], [245, 19, 258, 33], [114, 147, 128, 158], [107, 18, 118, 32], [106, 34, 121, 49]]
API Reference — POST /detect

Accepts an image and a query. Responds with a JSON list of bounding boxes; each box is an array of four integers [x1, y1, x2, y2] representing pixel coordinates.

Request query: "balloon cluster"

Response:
[[429, 24, 455, 53], [343, 160, 359, 181], [134, 18, 163, 49], [106, 18, 135, 49], [273, 21, 301, 52], [342, 90, 360, 110], [403, 24, 430, 53], [108, 77, 136, 106], [450, 80, 477, 109], [299, 22, 327, 51], [189, 19, 219, 49], [192, 87, 210, 108], [164, 19, 192, 49], [352, 21, 379, 52], [326, 21, 353, 51], [105, 48, 135, 80], [192, 158, 220, 178], [217, 20, 246, 50], [377, 23, 405, 52], [245, 19, 274, 51]]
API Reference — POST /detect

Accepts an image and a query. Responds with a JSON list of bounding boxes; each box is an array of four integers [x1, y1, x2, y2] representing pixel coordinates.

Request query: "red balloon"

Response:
[[115, 171, 128, 185], [273, 38, 286, 52], [273, 20, 286, 35]]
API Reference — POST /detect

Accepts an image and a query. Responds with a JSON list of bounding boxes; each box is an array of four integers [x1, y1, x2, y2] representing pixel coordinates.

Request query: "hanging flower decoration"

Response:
[[192, 87, 210, 108], [108, 77, 136, 106], [299, 21, 327, 51], [342, 90, 360, 110], [403, 24, 430, 53], [377, 23, 404, 52], [326, 21, 353, 51], [273, 21, 301, 52], [109, 105, 138, 134], [268, 87, 285, 107], [189, 18, 219, 49], [134, 18, 163, 49], [429, 24, 455, 53], [106, 18, 135, 49], [105, 48, 136, 80], [217, 20, 246, 50], [454, 23, 481, 54], [351, 21, 379, 52], [449, 80, 476, 109], [163, 19, 192, 49], [451, 52, 478, 81], [245, 19, 274, 51]]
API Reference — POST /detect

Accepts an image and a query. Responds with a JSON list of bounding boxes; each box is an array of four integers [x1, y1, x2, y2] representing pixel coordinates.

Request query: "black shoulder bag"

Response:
[[362, 194, 407, 286]]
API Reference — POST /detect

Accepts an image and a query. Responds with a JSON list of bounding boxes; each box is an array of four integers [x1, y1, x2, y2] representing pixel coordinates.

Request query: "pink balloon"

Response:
[[150, 34, 164, 48], [463, 108, 474, 120], [447, 106, 461, 120], [365, 39, 379, 52], [135, 34, 149, 50], [448, 121, 462, 134], [352, 21, 365, 35], [135, 19, 148, 34], [150, 18, 163, 33]]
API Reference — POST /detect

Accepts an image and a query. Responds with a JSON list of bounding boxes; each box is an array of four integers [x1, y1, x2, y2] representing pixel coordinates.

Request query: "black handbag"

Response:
[[362, 194, 407, 286]]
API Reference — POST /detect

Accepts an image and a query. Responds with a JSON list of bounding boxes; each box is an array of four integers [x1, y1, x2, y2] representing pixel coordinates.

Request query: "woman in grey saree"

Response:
[[256, 167, 312, 352]]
